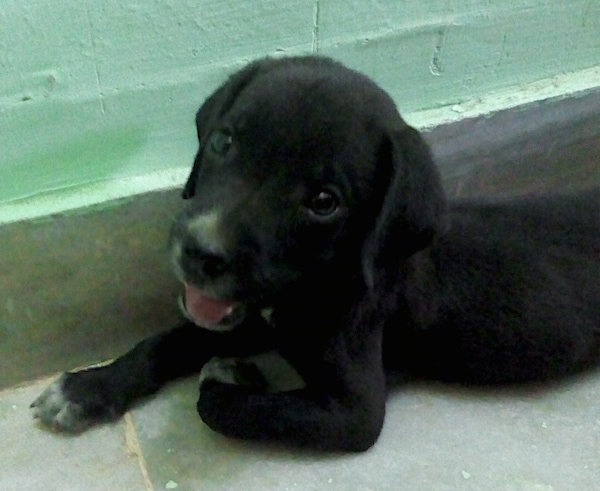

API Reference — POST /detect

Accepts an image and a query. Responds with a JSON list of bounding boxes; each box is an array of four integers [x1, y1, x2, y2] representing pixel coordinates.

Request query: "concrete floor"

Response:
[[2, 370, 599, 490]]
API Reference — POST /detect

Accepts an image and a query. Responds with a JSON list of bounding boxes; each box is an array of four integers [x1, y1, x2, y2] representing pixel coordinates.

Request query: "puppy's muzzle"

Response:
[[180, 241, 229, 279], [172, 208, 230, 281]]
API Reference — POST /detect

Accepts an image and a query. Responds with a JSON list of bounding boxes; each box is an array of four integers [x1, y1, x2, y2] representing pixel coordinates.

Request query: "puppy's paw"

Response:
[[30, 370, 119, 433], [199, 357, 269, 391], [30, 374, 86, 432]]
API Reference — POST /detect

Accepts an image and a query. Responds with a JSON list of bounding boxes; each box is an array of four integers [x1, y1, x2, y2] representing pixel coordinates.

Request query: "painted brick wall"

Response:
[[1, 0, 599, 221]]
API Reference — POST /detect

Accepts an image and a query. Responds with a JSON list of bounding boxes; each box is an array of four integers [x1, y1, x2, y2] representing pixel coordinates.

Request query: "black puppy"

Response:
[[31, 56, 600, 451]]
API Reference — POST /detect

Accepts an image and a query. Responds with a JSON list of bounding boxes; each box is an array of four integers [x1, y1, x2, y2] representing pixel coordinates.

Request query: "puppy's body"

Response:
[[31, 56, 600, 451], [386, 191, 600, 384]]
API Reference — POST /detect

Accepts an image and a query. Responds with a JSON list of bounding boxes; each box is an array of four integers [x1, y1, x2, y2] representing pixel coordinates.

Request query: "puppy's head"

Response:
[[170, 56, 446, 330]]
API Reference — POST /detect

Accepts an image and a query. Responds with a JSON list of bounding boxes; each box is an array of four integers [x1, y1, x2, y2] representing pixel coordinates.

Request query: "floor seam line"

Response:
[[124, 412, 155, 491]]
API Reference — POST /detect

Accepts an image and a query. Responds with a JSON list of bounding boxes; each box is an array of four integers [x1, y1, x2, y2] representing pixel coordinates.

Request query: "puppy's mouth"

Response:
[[179, 283, 240, 331]]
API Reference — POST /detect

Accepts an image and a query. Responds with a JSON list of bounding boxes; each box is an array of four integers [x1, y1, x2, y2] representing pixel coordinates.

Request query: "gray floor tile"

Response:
[[2, 373, 599, 490], [0, 377, 149, 491], [130, 373, 600, 491]]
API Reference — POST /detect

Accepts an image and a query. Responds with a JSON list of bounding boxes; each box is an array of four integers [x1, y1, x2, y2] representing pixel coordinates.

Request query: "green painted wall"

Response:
[[1, 0, 599, 222]]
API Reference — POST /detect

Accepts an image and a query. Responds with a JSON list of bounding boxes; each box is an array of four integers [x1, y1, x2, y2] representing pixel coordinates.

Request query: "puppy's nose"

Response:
[[182, 244, 228, 278], [178, 208, 229, 278]]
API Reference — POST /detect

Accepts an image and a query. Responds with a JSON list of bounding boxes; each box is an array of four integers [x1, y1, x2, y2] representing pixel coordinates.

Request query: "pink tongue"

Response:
[[184, 283, 236, 327]]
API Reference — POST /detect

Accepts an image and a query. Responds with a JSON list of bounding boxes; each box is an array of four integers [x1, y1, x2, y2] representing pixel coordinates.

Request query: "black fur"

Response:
[[31, 56, 600, 452]]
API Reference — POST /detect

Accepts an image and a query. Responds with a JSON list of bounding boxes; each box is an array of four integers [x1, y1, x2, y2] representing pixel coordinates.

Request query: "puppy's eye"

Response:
[[308, 190, 339, 217], [210, 128, 233, 156]]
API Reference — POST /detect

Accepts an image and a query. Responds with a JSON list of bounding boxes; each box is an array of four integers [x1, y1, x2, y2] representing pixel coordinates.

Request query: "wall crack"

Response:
[[312, 0, 320, 54], [430, 26, 448, 76], [84, 2, 106, 115]]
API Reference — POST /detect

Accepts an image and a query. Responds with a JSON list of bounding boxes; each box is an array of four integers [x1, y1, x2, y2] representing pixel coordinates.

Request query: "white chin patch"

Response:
[[177, 295, 236, 332]]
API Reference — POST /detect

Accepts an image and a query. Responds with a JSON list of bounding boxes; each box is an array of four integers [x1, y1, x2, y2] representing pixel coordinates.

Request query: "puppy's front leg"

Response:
[[31, 317, 274, 432], [197, 344, 386, 452]]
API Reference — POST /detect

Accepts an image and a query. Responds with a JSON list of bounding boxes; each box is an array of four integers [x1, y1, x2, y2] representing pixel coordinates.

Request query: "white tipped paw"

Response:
[[30, 375, 88, 433], [30, 370, 118, 433]]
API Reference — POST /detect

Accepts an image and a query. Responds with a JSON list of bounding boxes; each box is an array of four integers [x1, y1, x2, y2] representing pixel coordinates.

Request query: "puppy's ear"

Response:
[[363, 126, 446, 287], [182, 61, 265, 199]]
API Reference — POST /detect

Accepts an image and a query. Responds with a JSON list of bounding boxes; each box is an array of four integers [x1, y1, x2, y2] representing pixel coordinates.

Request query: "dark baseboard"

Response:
[[427, 87, 600, 197], [0, 191, 183, 388]]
